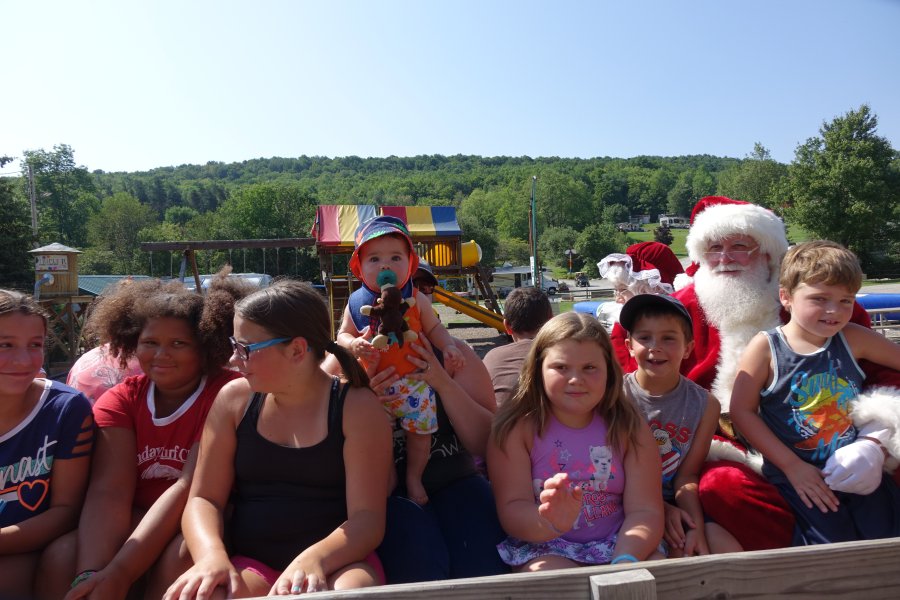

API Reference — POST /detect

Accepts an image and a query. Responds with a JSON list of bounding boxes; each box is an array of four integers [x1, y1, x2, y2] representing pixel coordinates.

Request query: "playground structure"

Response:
[[432, 285, 505, 332], [310, 205, 504, 336], [140, 205, 504, 341]]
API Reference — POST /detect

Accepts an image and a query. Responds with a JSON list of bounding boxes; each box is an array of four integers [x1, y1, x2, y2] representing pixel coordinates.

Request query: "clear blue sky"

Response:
[[2, 0, 898, 174]]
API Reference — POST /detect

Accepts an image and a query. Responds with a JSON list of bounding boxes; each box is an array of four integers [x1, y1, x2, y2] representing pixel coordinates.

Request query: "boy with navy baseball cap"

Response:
[[620, 294, 743, 557]]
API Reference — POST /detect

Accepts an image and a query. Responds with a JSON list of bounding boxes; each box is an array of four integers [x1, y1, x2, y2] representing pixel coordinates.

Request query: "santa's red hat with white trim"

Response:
[[627, 241, 684, 286], [674, 196, 789, 289]]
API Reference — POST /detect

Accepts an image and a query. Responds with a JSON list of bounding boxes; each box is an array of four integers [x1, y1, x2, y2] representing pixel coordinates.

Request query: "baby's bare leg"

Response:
[[405, 431, 431, 505]]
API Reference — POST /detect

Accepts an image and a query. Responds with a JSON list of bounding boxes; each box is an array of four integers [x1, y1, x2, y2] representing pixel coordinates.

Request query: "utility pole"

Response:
[[530, 176, 541, 288], [28, 165, 39, 241]]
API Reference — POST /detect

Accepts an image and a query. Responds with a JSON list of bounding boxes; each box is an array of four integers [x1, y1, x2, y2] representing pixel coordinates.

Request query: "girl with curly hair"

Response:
[[37, 271, 253, 600]]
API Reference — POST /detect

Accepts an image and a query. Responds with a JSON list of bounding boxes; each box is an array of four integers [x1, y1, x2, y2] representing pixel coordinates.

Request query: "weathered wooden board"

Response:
[[245, 538, 900, 600]]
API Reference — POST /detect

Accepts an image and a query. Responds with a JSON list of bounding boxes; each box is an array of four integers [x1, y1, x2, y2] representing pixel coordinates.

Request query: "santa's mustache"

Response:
[[710, 263, 747, 274]]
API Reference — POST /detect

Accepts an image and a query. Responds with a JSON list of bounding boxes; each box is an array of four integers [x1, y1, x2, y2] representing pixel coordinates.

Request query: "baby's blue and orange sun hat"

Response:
[[349, 215, 419, 286]]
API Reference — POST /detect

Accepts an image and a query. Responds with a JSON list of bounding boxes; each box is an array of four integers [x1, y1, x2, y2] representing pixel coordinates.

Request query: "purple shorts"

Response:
[[231, 553, 386, 587]]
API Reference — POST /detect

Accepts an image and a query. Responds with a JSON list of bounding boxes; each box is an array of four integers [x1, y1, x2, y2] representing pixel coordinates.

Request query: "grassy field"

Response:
[[624, 225, 689, 255], [623, 222, 814, 257]]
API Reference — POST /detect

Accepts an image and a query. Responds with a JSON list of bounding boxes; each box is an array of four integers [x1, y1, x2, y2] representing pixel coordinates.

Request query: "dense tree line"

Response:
[[1, 105, 897, 289], [0, 155, 33, 288]]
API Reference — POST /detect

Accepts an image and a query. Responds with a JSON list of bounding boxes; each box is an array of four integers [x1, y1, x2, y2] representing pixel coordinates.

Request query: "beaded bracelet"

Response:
[[71, 570, 97, 589], [610, 554, 639, 565]]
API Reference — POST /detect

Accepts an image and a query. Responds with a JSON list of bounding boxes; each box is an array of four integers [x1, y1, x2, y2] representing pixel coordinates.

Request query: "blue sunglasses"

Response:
[[229, 336, 291, 361]]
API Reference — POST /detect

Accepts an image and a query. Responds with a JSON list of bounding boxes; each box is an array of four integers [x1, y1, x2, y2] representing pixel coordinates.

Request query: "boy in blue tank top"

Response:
[[619, 294, 741, 556], [731, 241, 900, 545]]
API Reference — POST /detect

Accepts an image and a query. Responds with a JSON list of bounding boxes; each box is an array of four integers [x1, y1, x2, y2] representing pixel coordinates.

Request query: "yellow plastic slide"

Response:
[[432, 286, 506, 333]]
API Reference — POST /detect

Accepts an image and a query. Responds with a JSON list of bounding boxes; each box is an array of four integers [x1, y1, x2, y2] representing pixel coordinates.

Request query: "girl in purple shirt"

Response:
[[488, 312, 664, 571]]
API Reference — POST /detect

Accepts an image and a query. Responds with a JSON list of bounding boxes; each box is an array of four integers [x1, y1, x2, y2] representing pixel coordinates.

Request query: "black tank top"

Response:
[[230, 379, 348, 570]]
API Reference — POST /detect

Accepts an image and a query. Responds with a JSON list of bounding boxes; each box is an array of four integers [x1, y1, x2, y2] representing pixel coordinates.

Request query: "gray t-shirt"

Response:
[[624, 372, 707, 501]]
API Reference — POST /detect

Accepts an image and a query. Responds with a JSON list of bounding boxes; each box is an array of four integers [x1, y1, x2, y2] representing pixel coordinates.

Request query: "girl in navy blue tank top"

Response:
[[166, 280, 391, 598]]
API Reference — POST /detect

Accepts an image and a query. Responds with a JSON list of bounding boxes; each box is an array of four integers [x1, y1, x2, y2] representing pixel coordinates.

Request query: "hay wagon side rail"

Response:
[[248, 537, 900, 600]]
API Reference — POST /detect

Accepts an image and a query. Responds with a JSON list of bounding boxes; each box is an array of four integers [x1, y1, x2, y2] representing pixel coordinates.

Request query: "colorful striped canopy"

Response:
[[311, 205, 461, 246]]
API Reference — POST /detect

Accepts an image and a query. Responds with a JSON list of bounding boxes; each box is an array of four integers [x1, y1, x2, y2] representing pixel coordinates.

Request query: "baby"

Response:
[[337, 216, 464, 504]]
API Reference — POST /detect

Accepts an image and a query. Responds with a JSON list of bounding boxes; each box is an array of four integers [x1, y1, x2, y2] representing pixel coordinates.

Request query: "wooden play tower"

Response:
[[29, 243, 95, 377]]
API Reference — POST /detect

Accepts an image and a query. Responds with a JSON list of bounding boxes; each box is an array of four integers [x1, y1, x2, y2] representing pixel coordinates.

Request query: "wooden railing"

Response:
[[559, 289, 615, 302], [247, 537, 900, 599]]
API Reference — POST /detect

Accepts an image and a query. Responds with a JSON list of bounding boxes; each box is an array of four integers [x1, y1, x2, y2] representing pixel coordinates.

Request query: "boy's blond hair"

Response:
[[780, 240, 862, 295]]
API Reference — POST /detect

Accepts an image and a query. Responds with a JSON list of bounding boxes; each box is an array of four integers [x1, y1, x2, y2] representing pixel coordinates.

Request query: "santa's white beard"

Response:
[[694, 261, 782, 412]]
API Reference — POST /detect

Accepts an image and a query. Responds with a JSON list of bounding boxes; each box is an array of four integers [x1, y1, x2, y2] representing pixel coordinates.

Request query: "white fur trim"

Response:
[[851, 387, 900, 472], [706, 438, 764, 474], [673, 272, 692, 292], [686, 203, 788, 276]]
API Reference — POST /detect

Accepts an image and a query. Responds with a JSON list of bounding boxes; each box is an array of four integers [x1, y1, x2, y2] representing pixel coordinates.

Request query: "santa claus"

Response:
[[612, 196, 900, 551]]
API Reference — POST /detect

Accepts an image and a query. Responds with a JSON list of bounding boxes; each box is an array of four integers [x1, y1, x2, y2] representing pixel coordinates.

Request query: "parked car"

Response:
[[492, 266, 560, 296], [575, 272, 590, 287]]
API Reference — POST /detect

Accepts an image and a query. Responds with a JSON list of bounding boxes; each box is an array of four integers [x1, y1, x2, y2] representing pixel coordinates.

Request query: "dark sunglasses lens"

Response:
[[230, 338, 248, 360]]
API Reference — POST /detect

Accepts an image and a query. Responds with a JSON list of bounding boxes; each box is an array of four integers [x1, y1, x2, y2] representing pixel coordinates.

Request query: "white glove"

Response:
[[822, 438, 885, 495]]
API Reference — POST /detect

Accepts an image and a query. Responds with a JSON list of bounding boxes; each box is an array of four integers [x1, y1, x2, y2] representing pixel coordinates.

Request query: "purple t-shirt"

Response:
[[0, 380, 93, 527], [531, 412, 625, 543]]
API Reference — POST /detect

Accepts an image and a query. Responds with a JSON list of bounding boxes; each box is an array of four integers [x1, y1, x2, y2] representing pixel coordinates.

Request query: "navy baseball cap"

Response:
[[413, 259, 439, 287], [619, 294, 692, 333]]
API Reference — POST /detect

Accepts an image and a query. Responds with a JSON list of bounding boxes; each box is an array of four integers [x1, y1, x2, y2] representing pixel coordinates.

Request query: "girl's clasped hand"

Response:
[[537, 473, 584, 536]]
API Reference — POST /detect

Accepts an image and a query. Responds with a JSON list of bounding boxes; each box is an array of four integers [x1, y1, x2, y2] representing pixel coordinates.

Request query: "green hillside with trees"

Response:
[[2, 105, 897, 290]]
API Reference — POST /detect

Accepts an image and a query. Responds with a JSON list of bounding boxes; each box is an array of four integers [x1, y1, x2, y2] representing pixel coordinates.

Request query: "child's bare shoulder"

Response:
[[743, 331, 773, 359], [509, 415, 539, 446], [343, 384, 379, 410], [840, 320, 874, 342]]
